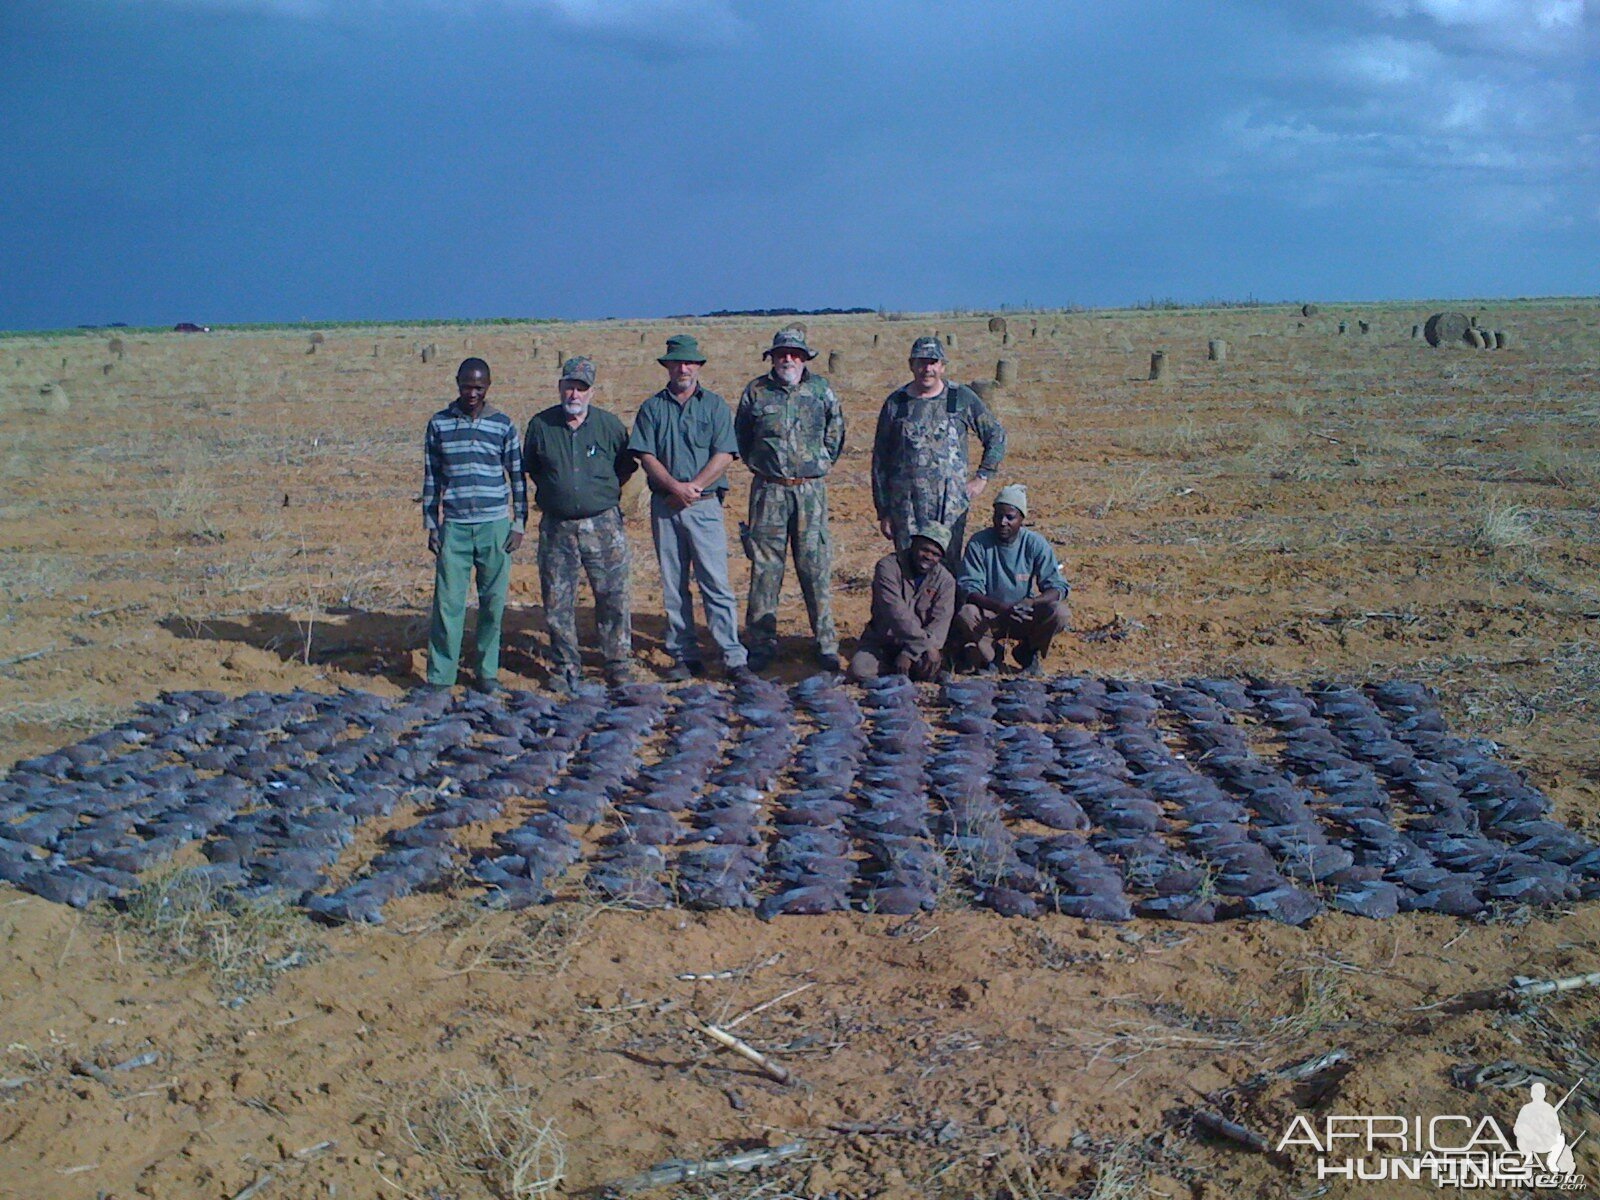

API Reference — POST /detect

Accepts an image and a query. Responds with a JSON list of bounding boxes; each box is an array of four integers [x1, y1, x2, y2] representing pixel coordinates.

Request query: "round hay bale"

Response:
[[827, 350, 843, 373], [1301, 303, 1318, 317], [871, 333, 880, 347], [29, 382, 69, 414], [945, 333, 956, 348], [1002, 332, 1012, 346], [1030, 325, 1038, 338], [988, 316, 1007, 335], [421, 344, 436, 363], [971, 378, 1001, 403], [308, 331, 325, 345], [108, 337, 124, 358], [1358, 320, 1370, 334], [1208, 339, 1227, 363], [1338, 322, 1347, 335], [995, 359, 1017, 386], [1466, 328, 1488, 349], [101, 363, 113, 376], [1424, 312, 1470, 347], [1495, 330, 1510, 350], [1149, 351, 1167, 381], [1411, 324, 1421, 339], [372, 343, 380, 357], [530, 345, 539, 358]]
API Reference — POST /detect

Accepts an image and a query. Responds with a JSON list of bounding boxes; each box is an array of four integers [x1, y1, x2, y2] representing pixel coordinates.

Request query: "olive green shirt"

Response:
[[523, 405, 635, 520]]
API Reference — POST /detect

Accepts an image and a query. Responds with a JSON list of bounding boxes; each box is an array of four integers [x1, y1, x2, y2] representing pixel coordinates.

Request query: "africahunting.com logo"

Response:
[[1279, 1080, 1587, 1189]]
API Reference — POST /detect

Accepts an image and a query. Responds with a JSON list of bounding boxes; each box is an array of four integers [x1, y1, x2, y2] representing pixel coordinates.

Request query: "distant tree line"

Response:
[[692, 307, 877, 319]]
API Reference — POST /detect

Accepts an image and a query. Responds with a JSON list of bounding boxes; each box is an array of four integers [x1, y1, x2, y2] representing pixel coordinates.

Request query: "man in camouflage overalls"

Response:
[[870, 335, 1007, 572], [735, 328, 846, 672], [524, 356, 635, 692]]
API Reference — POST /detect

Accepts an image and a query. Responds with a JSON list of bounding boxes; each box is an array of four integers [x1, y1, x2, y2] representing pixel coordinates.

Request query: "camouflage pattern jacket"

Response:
[[735, 370, 845, 481], [871, 382, 1006, 535]]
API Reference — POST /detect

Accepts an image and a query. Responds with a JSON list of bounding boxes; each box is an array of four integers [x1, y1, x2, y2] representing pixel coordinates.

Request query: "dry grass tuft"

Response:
[[1515, 435, 1600, 490], [393, 1070, 566, 1199], [440, 903, 600, 978], [1085, 1141, 1150, 1200], [0, 697, 131, 733], [0, 554, 89, 602], [1113, 416, 1211, 459], [1088, 467, 1164, 518], [114, 867, 321, 997], [1473, 495, 1539, 550], [1272, 963, 1351, 1041]]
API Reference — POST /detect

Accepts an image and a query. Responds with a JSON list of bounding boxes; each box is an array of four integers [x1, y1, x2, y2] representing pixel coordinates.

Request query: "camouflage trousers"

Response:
[[743, 477, 836, 655], [537, 507, 632, 671]]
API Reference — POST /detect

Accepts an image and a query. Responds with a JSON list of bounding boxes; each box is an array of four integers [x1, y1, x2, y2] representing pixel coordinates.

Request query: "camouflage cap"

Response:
[[911, 521, 952, 551], [658, 334, 707, 365], [909, 336, 947, 363], [559, 355, 596, 387], [762, 327, 818, 360]]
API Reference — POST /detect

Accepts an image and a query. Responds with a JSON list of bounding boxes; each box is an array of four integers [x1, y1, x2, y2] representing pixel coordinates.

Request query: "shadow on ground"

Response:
[[163, 606, 874, 690]]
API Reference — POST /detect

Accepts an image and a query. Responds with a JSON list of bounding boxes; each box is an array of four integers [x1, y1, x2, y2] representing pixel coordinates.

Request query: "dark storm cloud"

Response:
[[0, 0, 1593, 328]]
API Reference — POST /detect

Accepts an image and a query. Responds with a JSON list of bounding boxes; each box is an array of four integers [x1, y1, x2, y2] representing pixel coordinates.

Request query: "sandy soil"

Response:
[[1, 302, 1598, 1199]]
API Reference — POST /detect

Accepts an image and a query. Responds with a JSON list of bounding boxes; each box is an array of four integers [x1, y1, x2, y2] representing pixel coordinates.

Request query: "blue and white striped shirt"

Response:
[[421, 402, 528, 534]]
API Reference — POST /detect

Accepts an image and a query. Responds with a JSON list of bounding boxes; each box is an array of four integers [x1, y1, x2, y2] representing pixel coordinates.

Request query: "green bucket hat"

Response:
[[911, 521, 952, 551], [658, 334, 707, 365]]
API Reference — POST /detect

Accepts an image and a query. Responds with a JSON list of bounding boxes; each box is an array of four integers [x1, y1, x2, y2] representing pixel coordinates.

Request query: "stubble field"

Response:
[[1, 300, 1598, 1200]]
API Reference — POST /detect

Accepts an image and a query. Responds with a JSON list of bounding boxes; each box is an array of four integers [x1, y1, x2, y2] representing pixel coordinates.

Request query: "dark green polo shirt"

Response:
[[625, 386, 738, 495], [523, 405, 635, 520]]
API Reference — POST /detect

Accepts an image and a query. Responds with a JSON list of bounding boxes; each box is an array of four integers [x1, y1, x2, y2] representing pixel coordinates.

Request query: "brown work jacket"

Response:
[[861, 551, 957, 658]]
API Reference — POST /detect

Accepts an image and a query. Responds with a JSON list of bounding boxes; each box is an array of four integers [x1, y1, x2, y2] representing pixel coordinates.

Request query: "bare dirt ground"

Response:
[[1, 302, 1597, 1200]]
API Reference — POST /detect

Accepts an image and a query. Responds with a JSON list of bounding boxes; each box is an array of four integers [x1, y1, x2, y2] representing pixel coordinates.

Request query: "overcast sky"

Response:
[[2, 0, 1595, 329]]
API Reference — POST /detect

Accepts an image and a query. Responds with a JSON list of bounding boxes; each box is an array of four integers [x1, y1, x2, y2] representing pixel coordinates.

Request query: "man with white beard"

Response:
[[523, 356, 636, 692], [735, 328, 846, 673]]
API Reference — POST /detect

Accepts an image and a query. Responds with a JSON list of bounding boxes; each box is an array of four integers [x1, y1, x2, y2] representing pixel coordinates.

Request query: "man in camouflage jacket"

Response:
[[734, 328, 846, 672], [871, 335, 1006, 571]]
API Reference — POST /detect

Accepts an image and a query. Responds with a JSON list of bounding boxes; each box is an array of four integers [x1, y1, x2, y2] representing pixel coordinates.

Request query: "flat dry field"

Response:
[[1, 301, 1598, 1200]]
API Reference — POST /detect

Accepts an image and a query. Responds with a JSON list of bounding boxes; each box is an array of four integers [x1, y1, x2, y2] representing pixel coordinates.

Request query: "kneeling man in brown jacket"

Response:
[[848, 522, 957, 682]]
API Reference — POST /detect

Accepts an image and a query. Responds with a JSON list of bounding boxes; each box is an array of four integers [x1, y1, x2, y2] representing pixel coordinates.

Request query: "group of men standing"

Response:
[[420, 331, 1071, 694]]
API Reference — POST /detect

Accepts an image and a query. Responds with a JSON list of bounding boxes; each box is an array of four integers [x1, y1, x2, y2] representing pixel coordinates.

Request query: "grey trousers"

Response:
[[648, 492, 747, 668]]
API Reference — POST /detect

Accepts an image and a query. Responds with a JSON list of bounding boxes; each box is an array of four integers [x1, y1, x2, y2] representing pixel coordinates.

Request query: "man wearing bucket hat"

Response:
[[847, 522, 957, 683], [953, 483, 1070, 675], [628, 334, 751, 682], [735, 327, 846, 672], [524, 356, 636, 693], [871, 335, 1006, 572]]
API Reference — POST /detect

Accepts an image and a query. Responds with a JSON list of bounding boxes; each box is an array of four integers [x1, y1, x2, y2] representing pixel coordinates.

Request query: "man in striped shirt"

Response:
[[421, 357, 528, 692]]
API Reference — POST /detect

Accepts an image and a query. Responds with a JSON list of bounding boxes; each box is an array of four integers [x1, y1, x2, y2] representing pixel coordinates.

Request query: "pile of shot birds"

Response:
[[2, 672, 1597, 927]]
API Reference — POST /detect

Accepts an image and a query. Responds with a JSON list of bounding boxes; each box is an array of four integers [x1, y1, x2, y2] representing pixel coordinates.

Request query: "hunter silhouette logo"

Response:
[[1278, 1077, 1588, 1188], [1516, 1081, 1584, 1175]]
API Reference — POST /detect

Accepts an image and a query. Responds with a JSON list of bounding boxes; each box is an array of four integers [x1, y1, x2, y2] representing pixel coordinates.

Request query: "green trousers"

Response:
[[427, 518, 511, 686]]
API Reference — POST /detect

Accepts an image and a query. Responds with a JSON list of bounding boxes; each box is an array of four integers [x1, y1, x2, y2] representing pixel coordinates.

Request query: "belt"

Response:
[[756, 474, 818, 487]]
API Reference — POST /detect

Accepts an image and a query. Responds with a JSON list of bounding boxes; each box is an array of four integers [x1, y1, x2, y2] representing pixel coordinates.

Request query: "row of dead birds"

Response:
[[3, 671, 1598, 926]]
